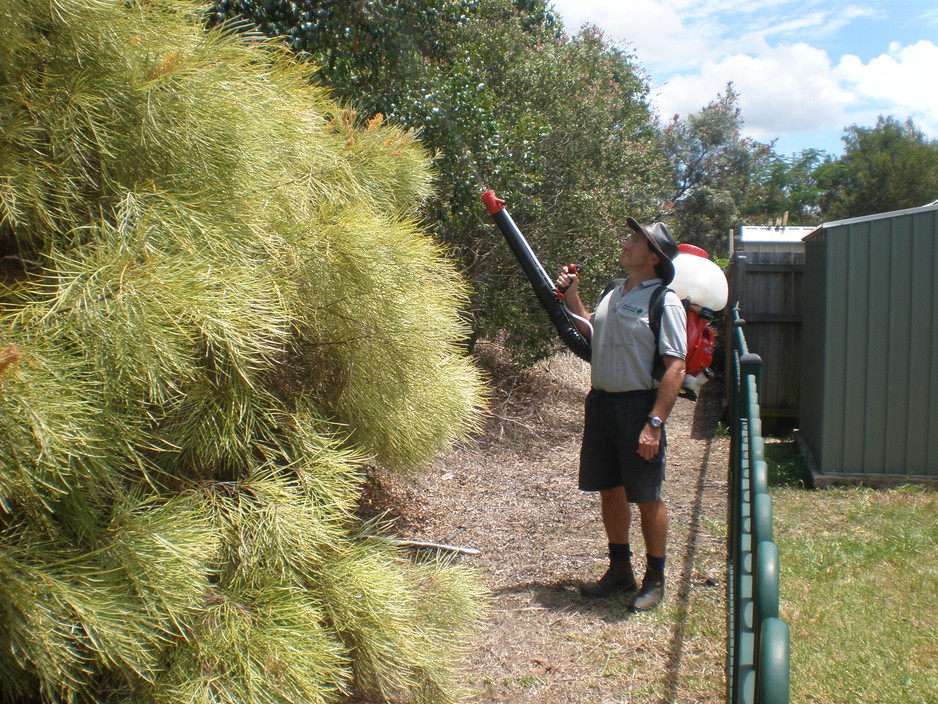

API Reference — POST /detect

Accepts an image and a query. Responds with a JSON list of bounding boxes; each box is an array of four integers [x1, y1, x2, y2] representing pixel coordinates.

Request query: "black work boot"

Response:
[[580, 560, 637, 598], [629, 567, 665, 611]]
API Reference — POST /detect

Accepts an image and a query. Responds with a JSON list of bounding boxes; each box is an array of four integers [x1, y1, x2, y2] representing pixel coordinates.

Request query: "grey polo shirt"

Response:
[[590, 278, 687, 393]]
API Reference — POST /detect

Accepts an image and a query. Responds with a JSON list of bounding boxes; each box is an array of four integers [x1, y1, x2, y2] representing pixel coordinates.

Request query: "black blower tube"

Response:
[[481, 190, 592, 362]]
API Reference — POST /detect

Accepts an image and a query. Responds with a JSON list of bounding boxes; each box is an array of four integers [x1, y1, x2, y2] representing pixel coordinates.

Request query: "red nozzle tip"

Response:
[[481, 189, 505, 215]]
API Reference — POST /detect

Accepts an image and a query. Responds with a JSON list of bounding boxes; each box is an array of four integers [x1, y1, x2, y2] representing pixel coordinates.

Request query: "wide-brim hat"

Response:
[[626, 217, 678, 284]]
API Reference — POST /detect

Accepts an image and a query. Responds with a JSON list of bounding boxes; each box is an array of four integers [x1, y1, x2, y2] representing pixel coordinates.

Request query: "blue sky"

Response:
[[547, 0, 938, 157]]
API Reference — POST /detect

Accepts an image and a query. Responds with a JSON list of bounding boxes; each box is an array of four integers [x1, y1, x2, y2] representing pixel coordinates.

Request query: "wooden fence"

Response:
[[726, 249, 804, 432]]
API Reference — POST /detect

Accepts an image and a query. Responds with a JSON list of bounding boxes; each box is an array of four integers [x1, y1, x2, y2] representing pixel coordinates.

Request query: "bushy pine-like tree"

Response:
[[0, 1, 486, 702], [662, 84, 775, 253]]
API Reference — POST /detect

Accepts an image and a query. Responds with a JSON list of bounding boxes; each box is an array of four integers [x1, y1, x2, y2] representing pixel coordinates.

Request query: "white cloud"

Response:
[[556, 0, 715, 70], [836, 41, 938, 133], [549, 0, 938, 152], [552, 0, 876, 74], [652, 43, 856, 138]]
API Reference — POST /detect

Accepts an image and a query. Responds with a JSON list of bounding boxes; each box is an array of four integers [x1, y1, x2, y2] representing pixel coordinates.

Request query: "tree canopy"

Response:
[[662, 85, 777, 253], [741, 148, 826, 227], [660, 92, 938, 245], [816, 115, 938, 220]]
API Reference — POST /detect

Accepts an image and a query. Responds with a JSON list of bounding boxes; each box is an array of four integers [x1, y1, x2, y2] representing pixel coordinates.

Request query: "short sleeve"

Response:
[[658, 291, 687, 360]]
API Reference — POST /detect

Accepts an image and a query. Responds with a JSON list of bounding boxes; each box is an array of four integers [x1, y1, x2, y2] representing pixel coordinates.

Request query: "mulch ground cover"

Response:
[[364, 341, 731, 703]]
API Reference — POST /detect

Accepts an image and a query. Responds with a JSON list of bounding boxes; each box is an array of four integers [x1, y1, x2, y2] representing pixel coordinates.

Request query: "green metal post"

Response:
[[754, 539, 780, 681], [758, 618, 790, 704], [753, 493, 773, 548], [740, 353, 762, 398]]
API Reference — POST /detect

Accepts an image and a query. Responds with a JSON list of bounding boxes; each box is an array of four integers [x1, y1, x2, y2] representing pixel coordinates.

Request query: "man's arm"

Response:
[[637, 355, 685, 460]]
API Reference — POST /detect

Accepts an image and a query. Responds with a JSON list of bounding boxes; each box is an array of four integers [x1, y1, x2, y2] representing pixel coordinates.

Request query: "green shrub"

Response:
[[0, 1, 486, 701]]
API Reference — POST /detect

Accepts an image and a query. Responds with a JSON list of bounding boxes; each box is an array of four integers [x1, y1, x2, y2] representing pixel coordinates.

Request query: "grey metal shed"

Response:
[[798, 202, 938, 487]]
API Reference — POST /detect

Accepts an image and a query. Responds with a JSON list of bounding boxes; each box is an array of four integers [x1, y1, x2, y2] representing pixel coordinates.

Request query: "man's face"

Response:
[[620, 230, 657, 272]]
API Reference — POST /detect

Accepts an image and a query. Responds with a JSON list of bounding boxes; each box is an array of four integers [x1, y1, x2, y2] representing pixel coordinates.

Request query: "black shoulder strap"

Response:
[[647, 284, 669, 344], [648, 284, 671, 381]]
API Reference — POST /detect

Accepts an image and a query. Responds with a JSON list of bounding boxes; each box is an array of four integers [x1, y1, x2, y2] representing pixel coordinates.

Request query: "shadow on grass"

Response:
[[490, 579, 638, 622], [662, 430, 717, 703]]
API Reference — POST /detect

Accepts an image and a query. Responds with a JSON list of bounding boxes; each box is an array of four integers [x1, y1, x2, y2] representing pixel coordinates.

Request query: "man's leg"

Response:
[[600, 486, 632, 543], [631, 498, 668, 611], [581, 487, 637, 597], [637, 498, 667, 556]]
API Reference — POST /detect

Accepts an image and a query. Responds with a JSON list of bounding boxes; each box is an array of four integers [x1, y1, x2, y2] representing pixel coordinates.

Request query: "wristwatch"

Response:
[[648, 416, 664, 429]]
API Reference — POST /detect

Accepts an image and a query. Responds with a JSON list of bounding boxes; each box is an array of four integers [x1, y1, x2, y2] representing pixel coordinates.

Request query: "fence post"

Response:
[[752, 493, 773, 550], [759, 618, 790, 704], [740, 354, 762, 398], [752, 459, 768, 497], [753, 539, 780, 696]]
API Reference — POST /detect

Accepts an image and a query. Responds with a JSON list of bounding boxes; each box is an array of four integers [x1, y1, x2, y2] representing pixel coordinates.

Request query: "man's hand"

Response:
[[555, 265, 592, 340], [555, 265, 579, 297], [638, 423, 662, 460]]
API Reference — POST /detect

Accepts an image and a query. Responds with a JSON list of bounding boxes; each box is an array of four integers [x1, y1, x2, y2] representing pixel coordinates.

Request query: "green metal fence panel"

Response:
[[728, 307, 790, 704]]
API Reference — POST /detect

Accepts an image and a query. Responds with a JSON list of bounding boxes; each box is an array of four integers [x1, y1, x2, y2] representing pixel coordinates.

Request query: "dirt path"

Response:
[[374, 343, 731, 703]]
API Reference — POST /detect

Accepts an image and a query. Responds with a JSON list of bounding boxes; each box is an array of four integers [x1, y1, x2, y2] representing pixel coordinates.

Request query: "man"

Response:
[[556, 218, 686, 611]]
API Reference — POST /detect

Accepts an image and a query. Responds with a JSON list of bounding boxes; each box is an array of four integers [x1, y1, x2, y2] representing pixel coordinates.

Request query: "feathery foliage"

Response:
[[0, 1, 486, 701]]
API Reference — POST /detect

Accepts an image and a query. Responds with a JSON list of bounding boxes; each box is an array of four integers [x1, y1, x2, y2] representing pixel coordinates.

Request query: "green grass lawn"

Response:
[[767, 443, 937, 704]]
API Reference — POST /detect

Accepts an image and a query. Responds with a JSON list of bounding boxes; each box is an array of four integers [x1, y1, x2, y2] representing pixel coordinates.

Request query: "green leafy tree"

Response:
[[475, 25, 671, 360], [741, 148, 826, 226], [816, 115, 938, 220], [662, 84, 775, 253], [0, 1, 486, 702], [209, 1, 670, 363]]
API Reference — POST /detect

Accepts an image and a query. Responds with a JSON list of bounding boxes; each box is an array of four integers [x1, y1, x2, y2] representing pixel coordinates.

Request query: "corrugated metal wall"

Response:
[[800, 204, 938, 481]]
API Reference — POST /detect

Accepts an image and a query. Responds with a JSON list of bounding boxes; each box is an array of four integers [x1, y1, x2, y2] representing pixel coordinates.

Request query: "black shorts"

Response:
[[578, 388, 666, 503]]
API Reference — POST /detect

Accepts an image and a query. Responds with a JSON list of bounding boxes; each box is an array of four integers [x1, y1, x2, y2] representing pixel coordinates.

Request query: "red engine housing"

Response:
[[685, 308, 715, 378]]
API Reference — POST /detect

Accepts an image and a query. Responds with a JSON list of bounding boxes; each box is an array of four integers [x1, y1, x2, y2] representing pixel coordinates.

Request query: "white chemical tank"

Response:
[[670, 244, 728, 315]]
